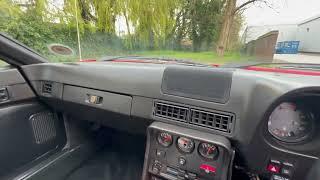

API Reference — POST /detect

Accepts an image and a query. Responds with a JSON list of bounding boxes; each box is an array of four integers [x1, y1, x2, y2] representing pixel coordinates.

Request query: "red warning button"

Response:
[[200, 164, 216, 175], [267, 164, 281, 173]]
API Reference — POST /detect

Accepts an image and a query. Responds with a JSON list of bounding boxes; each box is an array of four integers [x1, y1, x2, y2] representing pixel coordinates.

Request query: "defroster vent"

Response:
[[153, 102, 188, 122], [190, 109, 234, 133]]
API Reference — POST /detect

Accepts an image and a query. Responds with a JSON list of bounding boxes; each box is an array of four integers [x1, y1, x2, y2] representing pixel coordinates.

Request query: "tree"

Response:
[[172, 0, 223, 52], [78, 0, 96, 23], [227, 13, 244, 51], [216, 0, 272, 56], [2, 0, 240, 54]]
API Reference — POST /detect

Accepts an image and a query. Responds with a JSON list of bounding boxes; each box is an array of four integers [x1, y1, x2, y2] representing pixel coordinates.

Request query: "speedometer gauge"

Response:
[[268, 102, 315, 143]]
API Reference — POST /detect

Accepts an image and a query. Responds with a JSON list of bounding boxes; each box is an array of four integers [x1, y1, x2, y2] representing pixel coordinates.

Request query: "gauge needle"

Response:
[[181, 140, 187, 145], [180, 139, 189, 147], [207, 147, 214, 154], [164, 136, 171, 142]]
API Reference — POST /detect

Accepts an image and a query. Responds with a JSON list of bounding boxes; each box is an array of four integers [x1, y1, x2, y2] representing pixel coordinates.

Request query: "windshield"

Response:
[[1, 0, 320, 66]]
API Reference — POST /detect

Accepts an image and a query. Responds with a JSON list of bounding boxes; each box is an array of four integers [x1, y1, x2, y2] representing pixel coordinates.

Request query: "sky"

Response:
[[242, 0, 320, 26]]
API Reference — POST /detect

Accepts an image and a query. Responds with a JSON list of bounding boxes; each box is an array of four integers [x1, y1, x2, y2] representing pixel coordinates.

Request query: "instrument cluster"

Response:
[[157, 132, 219, 160], [267, 101, 317, 144], [145, 126, 232, 180]]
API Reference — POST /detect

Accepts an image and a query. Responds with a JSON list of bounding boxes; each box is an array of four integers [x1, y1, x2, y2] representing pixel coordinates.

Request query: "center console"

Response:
[[142, 122, 234, 180]]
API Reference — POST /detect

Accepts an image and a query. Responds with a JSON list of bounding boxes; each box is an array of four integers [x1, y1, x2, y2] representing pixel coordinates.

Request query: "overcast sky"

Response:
[[242, 0, 320, 26]]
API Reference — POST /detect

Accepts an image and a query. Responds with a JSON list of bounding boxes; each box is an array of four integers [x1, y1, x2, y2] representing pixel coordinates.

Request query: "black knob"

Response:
[[152, 161, 162, 174], [152, 166, 160, 174]]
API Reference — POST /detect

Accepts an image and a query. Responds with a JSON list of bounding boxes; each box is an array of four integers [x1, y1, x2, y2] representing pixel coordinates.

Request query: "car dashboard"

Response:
[[21, 62, 320, 180]]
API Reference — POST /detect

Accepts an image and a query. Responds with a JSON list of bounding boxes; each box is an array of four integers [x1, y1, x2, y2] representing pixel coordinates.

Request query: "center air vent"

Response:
[[153, 101, 235, 134], [153, 102, 188, 122], [42, 81, 53, 94], [190, 109, 234, 133]]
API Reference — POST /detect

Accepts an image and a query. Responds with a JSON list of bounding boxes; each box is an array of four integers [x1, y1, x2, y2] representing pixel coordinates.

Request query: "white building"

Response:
[[242, 24, 298, 44], [297, 15, 320, 53], [242, 15, 320, 53]]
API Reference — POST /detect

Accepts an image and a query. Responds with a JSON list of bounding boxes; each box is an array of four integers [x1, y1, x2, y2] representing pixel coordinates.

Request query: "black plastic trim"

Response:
[[0, 33, 47, 65]]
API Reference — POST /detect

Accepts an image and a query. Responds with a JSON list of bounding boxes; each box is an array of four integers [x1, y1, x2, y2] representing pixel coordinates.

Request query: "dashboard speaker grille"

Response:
[[153, 101, 235, 134], [190, 109, 234, 133], [30, 112, 57, 144], [153, 102, 188, 122]]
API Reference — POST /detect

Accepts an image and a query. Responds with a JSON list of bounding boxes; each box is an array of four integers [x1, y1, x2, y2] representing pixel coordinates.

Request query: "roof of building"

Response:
[[299, 14, 320, 25], [246, 24, 297, 28]]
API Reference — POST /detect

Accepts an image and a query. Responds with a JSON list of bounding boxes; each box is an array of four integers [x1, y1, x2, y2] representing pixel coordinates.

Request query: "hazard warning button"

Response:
[[267, 164, 281, 173]]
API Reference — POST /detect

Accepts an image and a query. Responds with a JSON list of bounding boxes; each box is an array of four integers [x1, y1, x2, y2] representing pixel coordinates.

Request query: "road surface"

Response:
[[273, 53, 320, 64]]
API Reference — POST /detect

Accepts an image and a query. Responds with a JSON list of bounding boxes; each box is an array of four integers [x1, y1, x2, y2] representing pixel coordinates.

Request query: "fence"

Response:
[[244, 31, 279, 62]]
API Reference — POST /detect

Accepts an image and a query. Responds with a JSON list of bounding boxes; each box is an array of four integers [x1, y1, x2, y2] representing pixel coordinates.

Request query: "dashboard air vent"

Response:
[[190, 109, 234, 133], [153, 100, 235, 134], [42, 82, 53, 94], [153, 102, 188, 122]]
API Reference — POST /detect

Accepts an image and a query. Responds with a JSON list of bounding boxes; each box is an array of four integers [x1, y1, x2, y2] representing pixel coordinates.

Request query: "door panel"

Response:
[[0, 68, 66, 177], [0, 68, 34, 104]]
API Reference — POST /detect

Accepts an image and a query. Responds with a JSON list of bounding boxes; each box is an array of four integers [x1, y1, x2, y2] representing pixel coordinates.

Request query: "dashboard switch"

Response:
[[166, 167, 179, 176], [267, 164, 281, 173], [86, 94, 103, 104], [270, 175, 290, 180], [282, 162, 294, 167], [187, 172, 197, 180], [152, 160, 162, 174], [178, 157, 186, 166], [177, 175, 186, 180], [270, 159, 281, 165], [200, 164, 216, 175], [156, 150, 166, 158], [281, 166, 293, 177]]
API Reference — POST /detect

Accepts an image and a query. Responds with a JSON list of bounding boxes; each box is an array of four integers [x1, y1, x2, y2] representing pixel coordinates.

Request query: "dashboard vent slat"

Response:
[[154, 102, 188, 122], [42, 82, 53, 94], [153, 101, 235, 134], [190, 109, 234, 133]]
